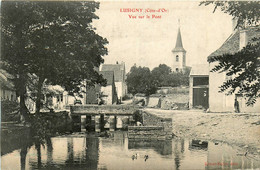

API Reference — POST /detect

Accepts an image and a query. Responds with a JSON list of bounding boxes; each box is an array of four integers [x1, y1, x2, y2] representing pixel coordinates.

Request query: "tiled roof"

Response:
[[208, 26, 260, 60], [101, 63, 125, 82], [190, 64, 209, 76], [45, 85, 64, 94], [99, 71, 114, 85]]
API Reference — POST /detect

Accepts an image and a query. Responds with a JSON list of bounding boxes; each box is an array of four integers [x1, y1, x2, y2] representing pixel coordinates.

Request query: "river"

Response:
[[1, 131, 260, 170]]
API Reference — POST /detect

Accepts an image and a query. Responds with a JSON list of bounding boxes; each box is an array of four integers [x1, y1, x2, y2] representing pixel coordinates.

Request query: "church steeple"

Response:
[[172, 25, 186, 52], [171, 19, 186, 72]]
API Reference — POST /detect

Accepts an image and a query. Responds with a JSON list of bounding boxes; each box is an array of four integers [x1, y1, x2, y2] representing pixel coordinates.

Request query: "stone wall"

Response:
[[142, 110, 172, 133], [161, 93, 189, 110], [128, 111, 172, 140]]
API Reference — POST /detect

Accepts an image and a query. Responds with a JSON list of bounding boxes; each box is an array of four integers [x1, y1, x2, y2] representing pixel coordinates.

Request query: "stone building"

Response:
[[208, 26, 260, 112]]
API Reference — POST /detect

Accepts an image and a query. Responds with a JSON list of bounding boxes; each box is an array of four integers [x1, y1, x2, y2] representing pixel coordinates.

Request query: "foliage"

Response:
[[151, 64, 190, 87], [199, 1, 260, 29], [1, 1, 108, 114], [1, 100, 20, 121], [151, 64, 172, 87], [208, 37, 260, 105], [126, 64, 190, 96], [126, 65, 157, 96], [29, 112, 70, 145], [200, 1, 260, 105]]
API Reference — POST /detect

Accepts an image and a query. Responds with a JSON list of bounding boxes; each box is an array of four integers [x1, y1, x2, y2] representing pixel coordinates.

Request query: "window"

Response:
[[176, 55, 179, 62], [176, 68, 179, 72]]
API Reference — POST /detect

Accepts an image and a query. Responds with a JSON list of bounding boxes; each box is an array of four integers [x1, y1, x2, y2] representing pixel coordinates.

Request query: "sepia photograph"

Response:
[[1, 0, 260, 169]]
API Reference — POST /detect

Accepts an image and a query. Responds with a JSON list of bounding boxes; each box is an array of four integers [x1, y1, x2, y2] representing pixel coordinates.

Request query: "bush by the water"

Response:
[[1, 100, 20, 122]]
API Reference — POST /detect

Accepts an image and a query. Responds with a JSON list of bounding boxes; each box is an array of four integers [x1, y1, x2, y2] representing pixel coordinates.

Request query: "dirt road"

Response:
[[144, 108, 260, 158]]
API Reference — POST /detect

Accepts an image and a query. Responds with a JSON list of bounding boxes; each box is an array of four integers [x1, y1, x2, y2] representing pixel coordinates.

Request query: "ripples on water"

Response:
[[2, 132, 260, 170]]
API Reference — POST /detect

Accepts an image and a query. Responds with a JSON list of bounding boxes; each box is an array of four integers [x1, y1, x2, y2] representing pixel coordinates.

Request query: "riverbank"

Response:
[[143, 108, 260, 159]]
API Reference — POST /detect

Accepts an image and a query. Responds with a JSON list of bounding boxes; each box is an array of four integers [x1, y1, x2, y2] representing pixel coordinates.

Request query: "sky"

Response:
[[92, 1, 233, 72]]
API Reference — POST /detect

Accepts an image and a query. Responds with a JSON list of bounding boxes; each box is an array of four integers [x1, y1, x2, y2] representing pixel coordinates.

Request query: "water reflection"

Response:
[[128, 139, 172, 155], [189, 139, 208, 151], [1, 132, 260, 170], [20, 146, 28, 170]]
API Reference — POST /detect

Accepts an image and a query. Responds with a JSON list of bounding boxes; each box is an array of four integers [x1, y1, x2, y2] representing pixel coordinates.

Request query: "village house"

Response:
[[208, 26, 260, 112], [25, 85, 66, 112], [100, 62, 127, 102], [0, 69, 16, 102], [85, 71, 118, 105]]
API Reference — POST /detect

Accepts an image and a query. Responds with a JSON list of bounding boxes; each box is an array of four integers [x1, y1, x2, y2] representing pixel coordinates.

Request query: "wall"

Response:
[[142, 111, 172, 133], [115, 82, 123, 101], [101, 85, 113, 105], [0, 88, 16, 101], [209, 62, 228, 112], [128, 111, 172, 140], [209, 62, 260, 112], [162, 93, 188, 104], [147, 97, 160, 108], [112, 81, 117, 104], [160, 93, 188, 110], [128, 126, 168, 140]]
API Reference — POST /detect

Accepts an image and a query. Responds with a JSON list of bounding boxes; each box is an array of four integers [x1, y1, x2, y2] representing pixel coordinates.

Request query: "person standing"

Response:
[[234, 97, 240, 113]]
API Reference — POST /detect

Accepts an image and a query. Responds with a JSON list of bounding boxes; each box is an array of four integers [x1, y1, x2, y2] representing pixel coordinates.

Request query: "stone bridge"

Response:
[[69, 105, 140, 132]]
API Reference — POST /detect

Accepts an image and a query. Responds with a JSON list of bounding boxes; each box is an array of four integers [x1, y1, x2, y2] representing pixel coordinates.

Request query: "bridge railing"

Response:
[[70, 104, 140, 115]]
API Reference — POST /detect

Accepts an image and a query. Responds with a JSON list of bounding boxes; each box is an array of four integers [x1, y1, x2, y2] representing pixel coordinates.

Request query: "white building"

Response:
[[208, 26, 260, 112]]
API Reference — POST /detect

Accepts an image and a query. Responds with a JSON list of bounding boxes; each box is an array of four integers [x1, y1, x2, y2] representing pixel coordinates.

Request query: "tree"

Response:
[[200, 1, 260, 105], [151, 64, 190, 87], [1, 1, 108, 116], [126, 65, 157, 96], [151, 64, 172, 87]]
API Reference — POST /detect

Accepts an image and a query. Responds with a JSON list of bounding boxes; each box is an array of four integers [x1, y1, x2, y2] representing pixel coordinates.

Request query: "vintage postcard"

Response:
[[1, 0, 260, 170]]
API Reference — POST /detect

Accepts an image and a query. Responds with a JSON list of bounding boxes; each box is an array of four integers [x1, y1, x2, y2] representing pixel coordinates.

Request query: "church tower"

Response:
[[172, 22, 186, 72]]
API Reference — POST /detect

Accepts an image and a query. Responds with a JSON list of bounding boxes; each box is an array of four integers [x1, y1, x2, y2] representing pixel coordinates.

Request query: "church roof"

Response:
[[100, 63, 125, 82], [208, 26, 260, 61], [172, 27, 186, 52]]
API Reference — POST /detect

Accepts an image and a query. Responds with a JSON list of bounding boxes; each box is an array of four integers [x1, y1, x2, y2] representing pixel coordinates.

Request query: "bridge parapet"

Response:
[[70, 105, 140, 116]]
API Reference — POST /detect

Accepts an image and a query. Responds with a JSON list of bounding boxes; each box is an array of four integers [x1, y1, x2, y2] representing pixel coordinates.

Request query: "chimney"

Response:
[[239, 29, 248, 50]]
